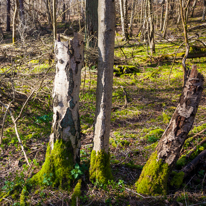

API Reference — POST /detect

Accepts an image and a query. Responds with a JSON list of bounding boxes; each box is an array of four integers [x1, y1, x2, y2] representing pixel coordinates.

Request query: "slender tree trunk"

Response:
[[202, 0, 206, 21], [148, 0, 155, 54], [129, 0, 136, 37], [13, 0, 19, 44], [6, 0, 11, 32], [136, 65, 204, 195], [31, 33, 84, 188], [162, 0, 169, 38], [140, 0, 144, 25], [89, 0, 115, 184], [191, 0, 197, 17], [86, 0, 98, 47], [119, 0, 125, 38], [53, 0, 56, 41]]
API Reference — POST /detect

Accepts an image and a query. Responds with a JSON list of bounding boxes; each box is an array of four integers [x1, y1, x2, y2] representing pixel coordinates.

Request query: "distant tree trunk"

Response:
[[19, 0, 24, 23], [129, 0, 136, 37], [89, 0, 115, 184], [140, 0, 144, 25], [6, 0, 11, 32], [86, 0, 98, 47], [62, 0, 65, 22], [13, 0, 19, 44], [136, 65, 204, 196], [31, 33, 84, 188], [162, 0, 169, 37], [202, 0, 206, 21], [46, 0, 52, 28], [53, 0, 56, 41], [119, 0, 129, 40], [191, 0, 197, 17], [148, 0, 155, 54], [160, 1, 165, 30]]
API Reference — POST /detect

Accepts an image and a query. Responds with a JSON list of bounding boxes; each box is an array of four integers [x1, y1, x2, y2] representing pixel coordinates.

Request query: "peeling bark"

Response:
[[51, 33, 83, 163], [136, 65, 204, 195]]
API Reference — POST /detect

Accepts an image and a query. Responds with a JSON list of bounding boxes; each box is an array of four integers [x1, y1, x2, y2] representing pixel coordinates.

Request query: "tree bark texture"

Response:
[[6, 0, 11, 32], [31, 33, 84, 187], [136, 65, 204, 195], [89, 0, 115, 184], [86, 0, 98, 47], [62, 0, 65, 22]]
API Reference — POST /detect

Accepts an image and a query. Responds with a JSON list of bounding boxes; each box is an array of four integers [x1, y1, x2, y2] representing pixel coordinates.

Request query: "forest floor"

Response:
[[1, 14, 206, 206]]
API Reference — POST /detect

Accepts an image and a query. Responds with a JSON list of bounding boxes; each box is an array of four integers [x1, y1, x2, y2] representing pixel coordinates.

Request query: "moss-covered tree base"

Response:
[[135, 151, 169, 196], [31, 139, 74, 189], [89, 150, 113, 184]]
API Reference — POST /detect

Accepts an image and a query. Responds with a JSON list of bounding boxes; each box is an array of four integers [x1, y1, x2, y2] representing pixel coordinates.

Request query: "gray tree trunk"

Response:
[[86, 0, 98, 47], [136, 65, 204, 195], [89, 0, 115, 184], [162, 0, 169, 38], [46, 0, 52, 28], [31, 33, 84, 188]]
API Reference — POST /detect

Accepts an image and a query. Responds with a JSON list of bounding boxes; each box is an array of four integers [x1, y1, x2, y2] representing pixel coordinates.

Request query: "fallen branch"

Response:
[[188, 23, 206, 32], [182, 149, 206, 178]]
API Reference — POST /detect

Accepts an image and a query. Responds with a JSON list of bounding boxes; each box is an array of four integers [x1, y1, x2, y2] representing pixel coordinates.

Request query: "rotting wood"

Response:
[[156, 65, 204, 166]]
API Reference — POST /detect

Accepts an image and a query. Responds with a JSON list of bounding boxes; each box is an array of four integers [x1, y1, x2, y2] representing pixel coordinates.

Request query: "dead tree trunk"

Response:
[[31, 33, 84, 188], [136, 65, 204, 195]]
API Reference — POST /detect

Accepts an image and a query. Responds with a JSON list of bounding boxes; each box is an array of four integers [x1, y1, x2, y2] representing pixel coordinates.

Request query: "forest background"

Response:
[[1, 0, 206, 205]]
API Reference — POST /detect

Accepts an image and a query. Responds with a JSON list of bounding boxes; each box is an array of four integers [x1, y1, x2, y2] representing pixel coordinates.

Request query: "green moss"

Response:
[[31, 139, 74, 189], [71, 179, 81, 206], [20, 186, 27, 206], [141, 128, 164, 143], [135, 151, 169, 196], [89, 150, 113, 184], [170, 171, 184, 188], [176, 155, 187, 169]]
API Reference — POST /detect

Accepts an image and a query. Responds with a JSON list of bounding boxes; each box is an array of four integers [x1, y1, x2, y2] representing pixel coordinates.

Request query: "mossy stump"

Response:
[[89, 150, 113, 184], [136, 151, 169, 196], [31, 139, 73, 188]]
